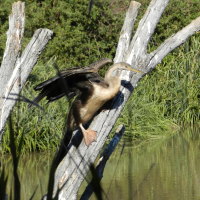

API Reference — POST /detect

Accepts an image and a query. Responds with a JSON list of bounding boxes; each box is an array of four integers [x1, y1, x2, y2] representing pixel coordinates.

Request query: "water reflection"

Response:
[[1, 152, 52, 200], [1, 127, 200, 200], [79, 127, 200, 200]]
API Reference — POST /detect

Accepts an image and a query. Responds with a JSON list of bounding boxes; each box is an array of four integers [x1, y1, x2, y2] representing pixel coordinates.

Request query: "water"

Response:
[[1, 127, 200, 200], [1, 152, 51, 200], [90, 127, 200, 200]]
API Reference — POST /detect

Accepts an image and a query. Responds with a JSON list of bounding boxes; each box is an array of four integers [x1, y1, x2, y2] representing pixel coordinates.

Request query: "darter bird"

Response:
[[32, 58, 142, 147]]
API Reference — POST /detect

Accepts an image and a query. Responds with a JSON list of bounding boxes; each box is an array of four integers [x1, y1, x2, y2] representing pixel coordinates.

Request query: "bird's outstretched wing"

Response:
[[32, 58, 112, 104]]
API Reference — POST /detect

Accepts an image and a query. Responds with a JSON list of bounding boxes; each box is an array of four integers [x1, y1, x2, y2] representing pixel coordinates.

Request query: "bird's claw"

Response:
[[83, 129, 97, 146]]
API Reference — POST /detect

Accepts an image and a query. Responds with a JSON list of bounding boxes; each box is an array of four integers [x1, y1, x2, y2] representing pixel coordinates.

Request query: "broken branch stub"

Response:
[[114, 1, 141, 63], [0, 2, 25, 100], [0, 2, 53, 140]]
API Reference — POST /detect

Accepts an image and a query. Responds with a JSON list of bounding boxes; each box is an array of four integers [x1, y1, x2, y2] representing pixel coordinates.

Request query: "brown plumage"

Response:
[[33, 58, 141, 146]]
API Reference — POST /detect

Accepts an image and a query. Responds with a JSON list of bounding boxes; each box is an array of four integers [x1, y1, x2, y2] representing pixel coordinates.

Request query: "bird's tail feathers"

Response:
[[28, 90, 49, 108]]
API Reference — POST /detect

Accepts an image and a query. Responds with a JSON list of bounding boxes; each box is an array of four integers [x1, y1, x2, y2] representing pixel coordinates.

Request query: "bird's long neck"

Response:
[[104, 64, 121, 90], [104, 64, 120, 82]]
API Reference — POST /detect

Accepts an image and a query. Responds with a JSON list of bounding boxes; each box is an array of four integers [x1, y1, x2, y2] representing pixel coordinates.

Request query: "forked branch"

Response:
[[52, 0, 200, 199]]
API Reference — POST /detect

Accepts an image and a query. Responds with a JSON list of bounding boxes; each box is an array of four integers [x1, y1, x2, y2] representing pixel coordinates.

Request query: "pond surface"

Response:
[[1, 127, 200, 200]]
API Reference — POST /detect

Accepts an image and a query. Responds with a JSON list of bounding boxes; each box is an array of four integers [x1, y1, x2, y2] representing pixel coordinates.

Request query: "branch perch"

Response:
[[80, 125, 125, 200]]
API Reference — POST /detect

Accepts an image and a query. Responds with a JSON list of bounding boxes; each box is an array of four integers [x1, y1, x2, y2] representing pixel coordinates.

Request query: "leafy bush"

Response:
[[0, 0, 125, 67]]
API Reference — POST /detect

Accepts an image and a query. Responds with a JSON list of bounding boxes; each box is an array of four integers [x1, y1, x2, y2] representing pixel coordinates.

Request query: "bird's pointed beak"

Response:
[[126, 65, 143, 73]]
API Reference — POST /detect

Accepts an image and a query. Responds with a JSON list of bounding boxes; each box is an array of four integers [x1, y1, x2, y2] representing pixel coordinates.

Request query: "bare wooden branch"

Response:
[[0, 2, 25, 140], [0, 2, 53, 140], [147, 16, 200, 70], [52, 0, 200, 199], [126, 0, 169, 66], [19, 29, 54, 86], [80, 125, 125, 200], [114, 1, 141, 63], [0, 2, 25, 104]]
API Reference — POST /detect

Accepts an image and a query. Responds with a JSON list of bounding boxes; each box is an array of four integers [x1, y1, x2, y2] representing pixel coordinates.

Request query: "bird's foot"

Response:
[[83, 129, 97, 146]]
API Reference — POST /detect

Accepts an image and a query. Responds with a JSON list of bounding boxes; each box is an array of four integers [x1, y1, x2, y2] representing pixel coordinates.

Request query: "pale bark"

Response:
[[114, 1, 141, 63], [0, 2, 53, 140], [80, 125, 125, 200], [0, 2, 25, 92], [52, 0, 200, 199], [147, 16, 200, 70]]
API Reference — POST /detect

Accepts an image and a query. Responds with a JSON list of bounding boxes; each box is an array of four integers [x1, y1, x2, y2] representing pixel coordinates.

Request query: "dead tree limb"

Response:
[[0, 1, 53, 140], [52, 0, 200, 199], [80, 125, 125, 200], [147, 16, 200, 69]]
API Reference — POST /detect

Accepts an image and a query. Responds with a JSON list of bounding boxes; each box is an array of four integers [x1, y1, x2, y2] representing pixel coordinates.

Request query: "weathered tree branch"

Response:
[[0, 2, 53, 140], [114, 1, 141, 63], [52, 0, 200, 199], [0, 2, 25, 93], [80, 125, 125, 200], [126, 0, 169, 65], [147, 16, 200, 70]]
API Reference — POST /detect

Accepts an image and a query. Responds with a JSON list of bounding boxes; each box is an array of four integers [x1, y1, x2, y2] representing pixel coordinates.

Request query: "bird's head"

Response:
[[113, 62, 143, 74], [105, 62, 143, 80]]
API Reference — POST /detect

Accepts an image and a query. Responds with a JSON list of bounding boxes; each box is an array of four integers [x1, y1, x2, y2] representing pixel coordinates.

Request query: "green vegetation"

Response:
[[118, 36, 200, 139], [0, 0, 123, 66], [0, 0, 199, 153]]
